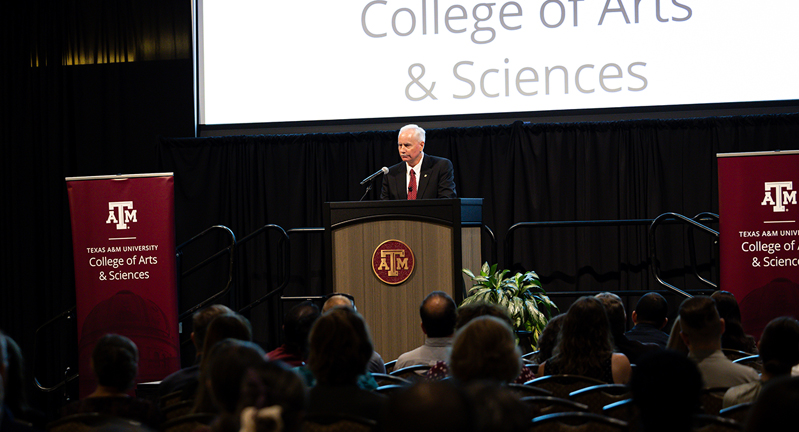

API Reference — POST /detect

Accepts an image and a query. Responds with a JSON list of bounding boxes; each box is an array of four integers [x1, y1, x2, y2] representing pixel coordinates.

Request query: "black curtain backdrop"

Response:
[[1, 0, 193, 418], [158, 114, 799, 354]]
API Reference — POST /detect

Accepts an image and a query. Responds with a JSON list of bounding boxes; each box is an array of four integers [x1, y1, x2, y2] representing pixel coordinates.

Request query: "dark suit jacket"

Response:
[[380, 154, 456, 200]]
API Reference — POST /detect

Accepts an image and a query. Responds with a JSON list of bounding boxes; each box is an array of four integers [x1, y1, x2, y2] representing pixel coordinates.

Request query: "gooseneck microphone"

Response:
[[360, 166, 389, 185]]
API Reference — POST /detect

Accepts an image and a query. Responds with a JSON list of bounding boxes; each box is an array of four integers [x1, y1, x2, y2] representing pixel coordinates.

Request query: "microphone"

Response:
[[360, 167, 389, 185]]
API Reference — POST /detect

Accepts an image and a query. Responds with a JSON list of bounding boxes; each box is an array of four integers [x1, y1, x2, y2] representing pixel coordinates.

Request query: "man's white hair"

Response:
[[399, 124, 425, 142]]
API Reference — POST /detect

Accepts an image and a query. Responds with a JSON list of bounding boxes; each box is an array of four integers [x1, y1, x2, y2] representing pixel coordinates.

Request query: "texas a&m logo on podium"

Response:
[[372, 239, 415, 285]]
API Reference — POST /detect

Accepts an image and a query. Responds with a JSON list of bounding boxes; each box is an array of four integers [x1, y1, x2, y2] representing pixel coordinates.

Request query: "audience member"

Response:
[[666, 316, 689, 355], [463, 381, 527, 432], [453, 303, 511, 330], [158, 304, 233, 400], [595, 292, 660, 364], [538, 296, 632, 383], [1, 335, 45, 428], [60, 334, 162, 428], [322, 294, 386, 374], [624, 292, 670, 347], [711, 290, 758, 354], [266, 301, 320, 367], [679, 296, 759, 388], [214, 359, 305, 432], [449, 316, 522, 384], [724, 316, 799, 408], [743, 376, 799, 432], [306, 307, 386, 421], [426, 303, 535, 383], [395, 291, 457, 369], [535, 313, 565, 363], [188, 339, 268, 432], [192, 313, 254, 414], [631, 350, 703, 432], [381, 381, 474, 432]]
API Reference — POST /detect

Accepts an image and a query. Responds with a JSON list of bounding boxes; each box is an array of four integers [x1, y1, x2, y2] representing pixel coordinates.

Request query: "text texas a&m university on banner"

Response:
[[718, 151, 799, 340], [66, 173, 179, 397]]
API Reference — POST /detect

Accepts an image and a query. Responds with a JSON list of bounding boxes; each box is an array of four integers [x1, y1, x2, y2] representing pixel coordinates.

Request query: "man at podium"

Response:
[[380, 124, 457, 200]]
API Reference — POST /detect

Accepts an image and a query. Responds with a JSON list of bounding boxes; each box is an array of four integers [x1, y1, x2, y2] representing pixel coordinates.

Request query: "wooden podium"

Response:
[[323, 198, 482, 362]]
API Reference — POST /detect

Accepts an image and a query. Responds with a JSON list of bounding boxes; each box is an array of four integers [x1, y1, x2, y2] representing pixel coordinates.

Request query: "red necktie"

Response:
[[408, 169, 417, 200]]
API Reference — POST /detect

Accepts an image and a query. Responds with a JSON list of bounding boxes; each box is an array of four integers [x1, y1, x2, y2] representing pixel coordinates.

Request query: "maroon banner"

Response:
[[718, 151, 799, 340], [66, 173, 180, 397]]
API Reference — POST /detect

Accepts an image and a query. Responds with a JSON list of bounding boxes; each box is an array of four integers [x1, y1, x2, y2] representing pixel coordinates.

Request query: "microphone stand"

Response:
[[359, 184, 372, 201]]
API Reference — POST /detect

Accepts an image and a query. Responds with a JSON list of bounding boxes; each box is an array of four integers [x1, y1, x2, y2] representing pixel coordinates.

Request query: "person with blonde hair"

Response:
[[449, 315, 521, 383]]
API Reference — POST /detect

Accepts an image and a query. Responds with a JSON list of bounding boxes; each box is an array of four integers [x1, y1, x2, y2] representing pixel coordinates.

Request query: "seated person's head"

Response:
[[631, 350, 702, 432], [92, 334, 139, 393], [536, 313, 565, 362], [0, 331, 8, 389], [710, 290, 742, 322], [678, 296, 723, 348], [192, 304, 234, 353], [193, 314, 256, 414], [420, 291, 457, 338], [382, 381, 474, 432], [307, 307, 373, 386], [205, 339, 268, 414], [463, 381, 528, 432], [201, 312, 253, 363], [557, 296, 614, 355], [455, 303, 512, 331], [322, 294, 355, 312], [744, 376, 799, 432], [759, 316, 799, 377], [234, 361, 307, 432], [595, 292, 626, 339], [450, 316, 521, 383], [283, 301, 320, 356], [666, 316, 689, 355], [634, 292, 669, 329]]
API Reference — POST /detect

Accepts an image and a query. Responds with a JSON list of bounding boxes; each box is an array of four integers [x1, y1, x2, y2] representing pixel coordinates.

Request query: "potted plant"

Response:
[[462, 262, 558, 351]]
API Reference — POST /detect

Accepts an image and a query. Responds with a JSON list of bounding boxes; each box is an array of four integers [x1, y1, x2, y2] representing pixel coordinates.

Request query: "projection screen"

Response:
[[197, 0, 799, 126]]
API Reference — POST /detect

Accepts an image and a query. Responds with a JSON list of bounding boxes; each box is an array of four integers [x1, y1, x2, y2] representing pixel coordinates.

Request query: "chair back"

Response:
[[530, 411, 628, 432], [701, 387, 729, 415], [602, 398, 639, 430], [371, 373, 411, 387], [692, 414, 743, 432], [162, 400, 195, 420], [374, 384, 406, 396], [304, 414, 377, 432], [159, 392, 184, 409], [568, 384, 631, 414], [721, 349, 753, 361], [506, 383, 552, 398], [731, 355, 762, 374], [389, 365, 431, 382], [161, 413, 216, 432], [383, 360, 396, 373], [48, 414, 150, 432], [526, 375, 607, 398], [719, 402, 753, 424], [521, 396, 589, 419]]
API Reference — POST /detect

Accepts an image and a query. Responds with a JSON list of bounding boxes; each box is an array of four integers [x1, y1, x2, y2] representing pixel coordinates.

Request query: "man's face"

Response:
[[398, 129, 425, 167]]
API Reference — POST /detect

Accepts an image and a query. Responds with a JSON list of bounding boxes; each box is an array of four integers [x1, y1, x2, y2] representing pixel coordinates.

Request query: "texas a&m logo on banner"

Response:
[[372, 239, 415, 285], [762, 181, 796, 213], [106, 201, 137, 229]]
